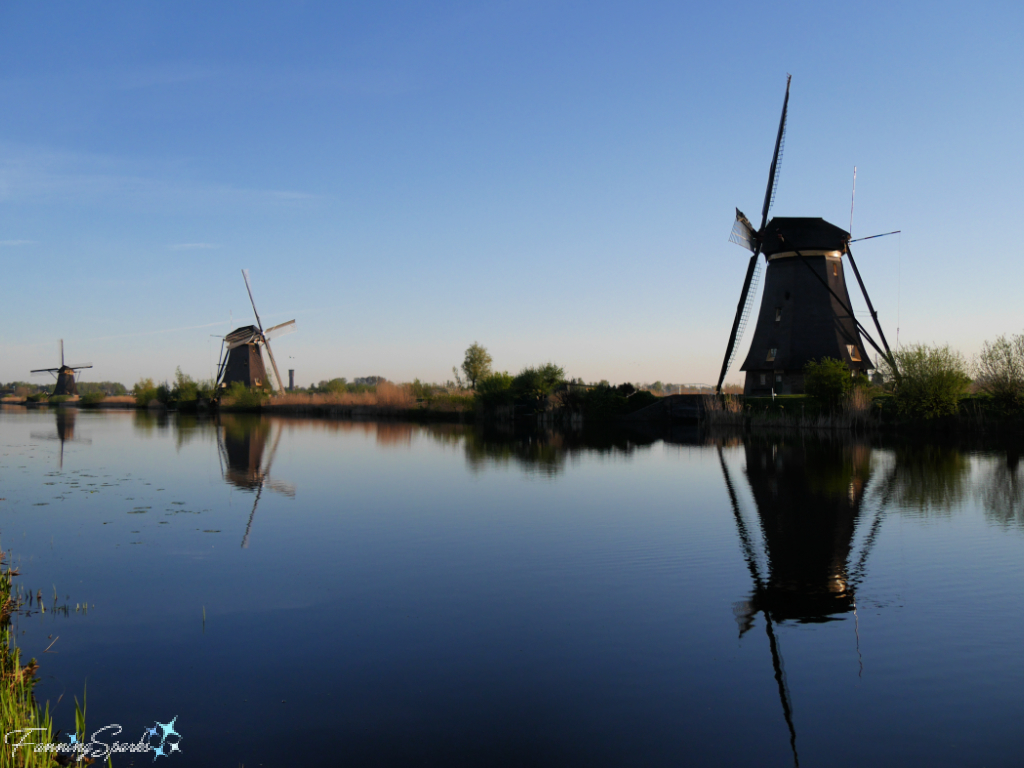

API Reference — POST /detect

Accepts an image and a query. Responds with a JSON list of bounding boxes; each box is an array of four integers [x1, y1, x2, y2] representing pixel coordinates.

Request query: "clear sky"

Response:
[[2, 1, 1022, 388]]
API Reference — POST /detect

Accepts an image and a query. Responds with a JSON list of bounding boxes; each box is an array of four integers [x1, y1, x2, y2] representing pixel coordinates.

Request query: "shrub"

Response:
[[974, 334, 1024, 410], [882, 344, 971, 419], [223, 381, 267, 409], [804, 358, 853, 412], [475, 372, 514, 408], [49, 395, 70, 404], [26, 393, 47, 403], [134, 378, 158, 406], [80, 391, 106, 406], [511, 363, 565, 405], [170, 368, 216, 406]]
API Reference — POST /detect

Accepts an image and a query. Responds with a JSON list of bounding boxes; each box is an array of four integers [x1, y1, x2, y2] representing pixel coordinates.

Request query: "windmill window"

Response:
[[766, 348, 777, 362], [775, 308, 782, 322], [847, 345, 862, 362], [759, 374, 767, 386], [775, 373, 783, 383]]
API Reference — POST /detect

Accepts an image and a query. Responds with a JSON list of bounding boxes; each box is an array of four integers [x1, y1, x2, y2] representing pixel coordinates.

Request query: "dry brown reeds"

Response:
[[702, 394, 744, 425], [269, 381, 415, 409]]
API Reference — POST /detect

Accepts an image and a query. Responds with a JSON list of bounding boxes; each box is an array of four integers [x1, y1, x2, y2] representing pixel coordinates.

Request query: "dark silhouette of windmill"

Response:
[[215, 270, 296, 394], [716, 76, 894, 395], [717, 437, 886, 767], [31, 340, 92, 396], [216, 415, 295, 548]]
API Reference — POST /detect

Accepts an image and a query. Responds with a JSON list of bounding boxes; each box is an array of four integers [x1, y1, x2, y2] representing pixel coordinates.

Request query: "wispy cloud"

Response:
[[0, 239, 36, 246], [89, 320, 230, 342], [169, 242, 220, 251], [0, 141, 322, 210]]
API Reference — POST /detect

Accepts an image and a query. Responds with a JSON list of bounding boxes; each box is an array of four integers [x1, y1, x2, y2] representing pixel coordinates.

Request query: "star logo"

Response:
[[145, 716, 182, 760]]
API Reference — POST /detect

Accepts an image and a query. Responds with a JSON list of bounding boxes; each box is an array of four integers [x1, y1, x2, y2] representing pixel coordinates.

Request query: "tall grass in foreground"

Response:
[[1, 548, 59, 767]]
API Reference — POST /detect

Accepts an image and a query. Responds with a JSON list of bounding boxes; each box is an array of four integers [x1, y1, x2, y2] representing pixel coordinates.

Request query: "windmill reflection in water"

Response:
[[216, 416, 295, 548], [718, 438, 884, 767], [30, 409, 92, 470]]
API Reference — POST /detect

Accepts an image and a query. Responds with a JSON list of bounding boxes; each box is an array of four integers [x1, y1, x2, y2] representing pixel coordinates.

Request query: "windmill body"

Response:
[[219, 326, 272, 390], [31, 340, 92, 396], [740, 218, 870, 395], [214, 271, 296, 395]]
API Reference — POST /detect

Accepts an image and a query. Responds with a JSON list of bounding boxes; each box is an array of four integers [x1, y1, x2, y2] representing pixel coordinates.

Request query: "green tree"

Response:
[[803, 358, 853, 412], [974, 333, 1024, 410], [511, 363, 565, 405], [461, 343, 493, 390], [881, 344, 971, 419]]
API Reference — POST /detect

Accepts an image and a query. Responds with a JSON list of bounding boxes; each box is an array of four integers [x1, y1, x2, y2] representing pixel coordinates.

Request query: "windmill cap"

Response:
[[762, 217, 850, 256]]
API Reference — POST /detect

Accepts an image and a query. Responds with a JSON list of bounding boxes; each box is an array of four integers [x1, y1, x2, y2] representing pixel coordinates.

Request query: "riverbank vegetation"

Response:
[[1, 549, 58, 767]]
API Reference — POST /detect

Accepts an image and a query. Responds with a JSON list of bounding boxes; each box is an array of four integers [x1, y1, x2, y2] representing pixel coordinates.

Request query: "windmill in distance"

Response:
[[31, 340, 93, 396], [215, 270, 296, 394], [716, 76, 894, 396]]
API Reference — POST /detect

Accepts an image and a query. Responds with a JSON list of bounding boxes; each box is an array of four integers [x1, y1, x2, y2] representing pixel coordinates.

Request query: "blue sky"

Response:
[[2, 1, 1022, 388]]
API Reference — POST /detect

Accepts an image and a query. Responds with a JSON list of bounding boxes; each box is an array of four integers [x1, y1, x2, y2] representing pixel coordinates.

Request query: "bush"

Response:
[[80, 391, 106, 406], [882, 344, 971, 419], [475, 372, 514, 408], [26, 393, 47, 403], [223, 381, 267, 409], [170, 368, 215, 407], [134, 378, 158, 406], [974, 334, 1024, 410], [511, 363, 565, 406], [804, 358, 853, 412], [49, 395, 70, 404]]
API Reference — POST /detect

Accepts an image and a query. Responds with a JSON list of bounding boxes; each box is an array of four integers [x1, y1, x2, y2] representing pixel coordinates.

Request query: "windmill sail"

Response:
[[716, 75, 792, 395]]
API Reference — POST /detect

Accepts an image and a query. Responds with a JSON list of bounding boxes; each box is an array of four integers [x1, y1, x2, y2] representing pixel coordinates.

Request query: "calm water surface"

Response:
[[1, 407, 1023, 767]]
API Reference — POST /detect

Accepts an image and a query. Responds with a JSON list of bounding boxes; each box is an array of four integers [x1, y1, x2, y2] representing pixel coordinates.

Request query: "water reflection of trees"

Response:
[[977, 451, 1024, 527], [873, 444, 971, 516], [424, 425, 664, 476]]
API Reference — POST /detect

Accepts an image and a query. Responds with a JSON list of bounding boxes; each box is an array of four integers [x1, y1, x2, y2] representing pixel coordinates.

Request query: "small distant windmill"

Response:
[[716, 75, 894, 395], [215, 270, 296, 394], [31, 340, 93, 396], [216, 416, 295, 548]]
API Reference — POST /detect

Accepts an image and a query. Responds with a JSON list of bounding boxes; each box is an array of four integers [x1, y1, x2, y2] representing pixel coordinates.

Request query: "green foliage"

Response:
[[80, 391, 106, 405], [315, 377, 350, 394], [25, 392, 48, 403], [169, 368, 216, 407], [475, 371, 515, 408], [570, 382, 656, 418], [974, 333, 1024, 410], [77, 381, 128, 396], [882, 344, 971, 419], [804, 357, 853, 412], [224, 381, 267, 409], [48, 395, 70, 404], [511, 363, 565, 406], [409, 378, 434, 399], [461, 342, 493, 389], [134, 377, 159, 406]]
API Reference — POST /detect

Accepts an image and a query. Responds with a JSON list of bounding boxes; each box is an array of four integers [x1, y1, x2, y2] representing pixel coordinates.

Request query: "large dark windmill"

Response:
[[716, 76, 893, 395], [31, 340, 92, 396], [215, 270, 296, 394]]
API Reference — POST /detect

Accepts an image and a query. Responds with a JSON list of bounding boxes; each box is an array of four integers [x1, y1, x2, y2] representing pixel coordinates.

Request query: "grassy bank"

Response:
[[1, 548, 59, 768]]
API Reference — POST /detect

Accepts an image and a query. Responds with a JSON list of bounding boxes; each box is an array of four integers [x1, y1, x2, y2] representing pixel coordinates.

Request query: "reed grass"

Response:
[[1, 547, 59, 768]]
